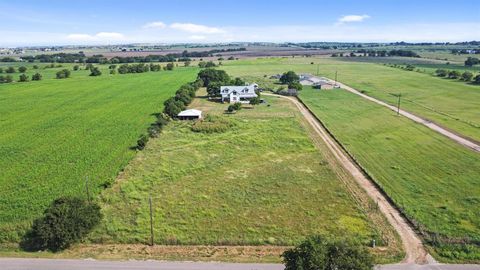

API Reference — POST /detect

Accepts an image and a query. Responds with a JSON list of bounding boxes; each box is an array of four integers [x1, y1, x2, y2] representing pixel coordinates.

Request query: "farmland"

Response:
[[0, 66, 198, 242], [299, 87, 480, 262], [221, 57, 480, 142], [91, 89, 402, 262]]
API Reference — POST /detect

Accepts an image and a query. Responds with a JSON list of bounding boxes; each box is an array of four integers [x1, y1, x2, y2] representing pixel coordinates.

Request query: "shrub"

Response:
[[18, 66, 27, 73], [20, 197, 102, 252], [136, 134, 149, 150], [56, 69, 71, 79], [33, 65, 39, 69], [435, 69, 448, 77], [0, 75, 14, 83], [461, 71, 473, 81], [110, 69, 117, 75], [6, 66, 16, 73], [73, 65, 80, 71], [405, 64, 415, 71], [164, 62, 175, 71], [191, 115, 234, 133], [282, 235, 373, 270], [89, 67, 102, 76], [32, 73, 43, 81], [448, 70, 461, 79], [232, 102, 242, 110], [0, 67, 3, 73], [18, 74, 29, 82], [474, 74, 480, 85], [249, 96, 261, 105], [288, 81, 303, 91]]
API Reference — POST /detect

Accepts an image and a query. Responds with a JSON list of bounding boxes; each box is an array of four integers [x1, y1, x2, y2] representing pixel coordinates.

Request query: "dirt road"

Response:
[[264, 93, 433, 264], [328, 80, 480, 153]]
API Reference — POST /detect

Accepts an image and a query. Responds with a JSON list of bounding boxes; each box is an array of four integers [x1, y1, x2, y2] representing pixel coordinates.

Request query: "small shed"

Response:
[[178, 109, 202, 120], [313, 81, 335, 90]]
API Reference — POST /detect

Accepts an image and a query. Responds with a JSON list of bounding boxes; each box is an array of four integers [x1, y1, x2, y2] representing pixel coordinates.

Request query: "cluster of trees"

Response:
[[435, 69, 480, 83], [0, 73, 42, 83], [20, 197, 102, 252], [279, 71, 303, 90], [282, 235, 373, 270], [18, 48, 246, 64], [163, 79, 203, 118], [334, 49, 420, 58], [0, 66, 18, 73], [465, 57, 479, 67], [0, 57, 17, 62], [56, 69, 71, 79], [117, 63, 174, 74], [198, 61, 217, 68], [197, 68, 245, 97]]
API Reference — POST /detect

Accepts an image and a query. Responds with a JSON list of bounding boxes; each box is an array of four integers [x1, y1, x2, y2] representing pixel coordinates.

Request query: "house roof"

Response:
[[178, 109, 202, 117]]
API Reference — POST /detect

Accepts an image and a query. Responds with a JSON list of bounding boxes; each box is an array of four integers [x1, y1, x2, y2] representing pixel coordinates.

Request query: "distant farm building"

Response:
[[220, 83, 258, 103], [178, 109, 202, 120], [299, 74, 328, 85], [313, 81, 335, 90]]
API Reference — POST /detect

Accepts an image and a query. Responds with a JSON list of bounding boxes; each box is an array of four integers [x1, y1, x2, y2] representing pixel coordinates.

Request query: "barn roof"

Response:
[[178, 109, 202, 117]]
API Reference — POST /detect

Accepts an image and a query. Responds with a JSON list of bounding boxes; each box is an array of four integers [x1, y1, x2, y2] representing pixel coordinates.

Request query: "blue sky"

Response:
[[0, 0, 479, 46]]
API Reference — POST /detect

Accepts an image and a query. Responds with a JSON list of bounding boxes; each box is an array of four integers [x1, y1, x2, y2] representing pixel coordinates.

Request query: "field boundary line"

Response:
[[264, 93, 433, 264], [324, 79, 480, 153]]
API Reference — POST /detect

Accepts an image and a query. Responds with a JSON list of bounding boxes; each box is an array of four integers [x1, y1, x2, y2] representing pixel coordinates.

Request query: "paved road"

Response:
[[1, 258, 479, 270], [328, 80, 480, 153], [265, 93, 431, 264]]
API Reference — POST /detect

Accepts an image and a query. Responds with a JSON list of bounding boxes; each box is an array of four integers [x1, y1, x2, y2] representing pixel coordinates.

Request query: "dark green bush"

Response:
[[32, 73, 42, 81], [282, 235, 373, 270], [136, 134, 149, 150], [20, 197, 102, 252]]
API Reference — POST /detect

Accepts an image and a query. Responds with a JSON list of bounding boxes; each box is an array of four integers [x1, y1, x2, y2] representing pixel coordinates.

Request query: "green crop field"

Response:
[[0, 67, 198, 242], [221, 57, 480, 142], [91, 90, 402, 262], [299, 87, 480, 262]]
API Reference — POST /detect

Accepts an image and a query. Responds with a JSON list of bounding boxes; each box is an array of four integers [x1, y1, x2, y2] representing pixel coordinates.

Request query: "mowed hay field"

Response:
[[0, 67, 198, 242], [299, 88, 480, 262], [221, 57, 480, 142], [92, 90, 402, 261]]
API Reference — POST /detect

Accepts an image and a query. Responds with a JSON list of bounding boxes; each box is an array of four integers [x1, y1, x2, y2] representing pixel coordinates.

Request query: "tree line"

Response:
[[435, 68, 480, 84], [332, 49, 420, 58], [17, 48, 246, 64]]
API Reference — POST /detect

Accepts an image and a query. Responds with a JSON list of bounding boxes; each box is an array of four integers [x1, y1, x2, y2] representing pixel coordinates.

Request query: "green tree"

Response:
[[89, 67, 102, 76], [0, 67, 3, 73], [447, 70, 461, 79], [33, 65, 39, 69], [0, 75, 14, 83], [56, 69, 71, 79], [19, 74, 29, 82], [280, 71, 300, 84], [20, 197, 102, 252], [184, 60, 191, 67], [6, 66, 16, 73], [197, 68, 230, 87], [473, 74, 480, 85], [465, 57, 480, 67], [435, 69, 448, 77], [461, 71, 473, 81], [282, 235, 373, 270], [163, 97, 186, 118], [18, 66, 27, 73], [288, 81, 303, 91], [231, 77, 245, 86], [165, 62, 175, 71], [73, 65, 80, 71], [32, 73, 43, 81]]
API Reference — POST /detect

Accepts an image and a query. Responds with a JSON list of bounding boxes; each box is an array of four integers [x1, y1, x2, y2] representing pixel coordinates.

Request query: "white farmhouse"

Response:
[[220, 83, 258, 103]]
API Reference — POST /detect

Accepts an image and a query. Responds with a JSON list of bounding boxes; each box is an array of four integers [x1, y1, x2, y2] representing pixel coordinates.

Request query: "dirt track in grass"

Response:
[[264, 93, 433, 265]]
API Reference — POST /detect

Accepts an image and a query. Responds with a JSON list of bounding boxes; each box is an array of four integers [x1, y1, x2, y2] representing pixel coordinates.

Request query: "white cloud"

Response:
[[170, 23, 225, 34], [189, 35, 207, 40], [142, 21, 166, 29], [338, 14, 370, 23]]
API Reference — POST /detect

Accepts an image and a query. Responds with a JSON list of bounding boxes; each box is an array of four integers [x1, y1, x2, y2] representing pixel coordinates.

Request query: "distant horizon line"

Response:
[[1, 40, 479, 49]]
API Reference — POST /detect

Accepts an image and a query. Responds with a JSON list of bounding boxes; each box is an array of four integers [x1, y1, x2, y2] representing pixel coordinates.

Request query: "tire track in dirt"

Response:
[[265, 93, 434, 264]]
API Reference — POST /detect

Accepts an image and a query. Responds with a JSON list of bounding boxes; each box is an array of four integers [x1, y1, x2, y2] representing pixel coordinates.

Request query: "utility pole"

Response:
[[85, 176, 91, 203], [316, 64, 319, 76], [334, 70, 338, 86], [396, 93, 402, 116], [149, 196, 154, 246]]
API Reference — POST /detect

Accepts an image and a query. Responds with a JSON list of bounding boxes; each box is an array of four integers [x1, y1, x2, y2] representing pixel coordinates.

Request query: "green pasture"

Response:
[[0, 67, 198, 242]]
